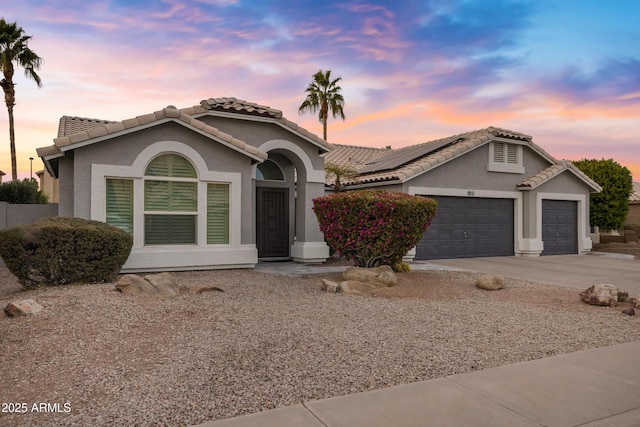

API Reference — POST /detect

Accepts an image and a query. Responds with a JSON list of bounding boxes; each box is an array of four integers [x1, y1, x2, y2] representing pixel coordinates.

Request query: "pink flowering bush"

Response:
[[313, 190, 437, 268]]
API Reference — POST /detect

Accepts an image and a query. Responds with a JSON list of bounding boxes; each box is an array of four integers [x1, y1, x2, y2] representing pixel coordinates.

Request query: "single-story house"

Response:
[[325, 127, 602, 259], [0, 170, 5, 183], [37, 97, 331, 272], [627, 182, 640, 225]]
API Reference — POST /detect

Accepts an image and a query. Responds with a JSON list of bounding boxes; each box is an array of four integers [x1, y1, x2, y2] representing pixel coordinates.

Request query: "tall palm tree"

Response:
[[0, 19, 43, 181], [298, 69, 345, 141]]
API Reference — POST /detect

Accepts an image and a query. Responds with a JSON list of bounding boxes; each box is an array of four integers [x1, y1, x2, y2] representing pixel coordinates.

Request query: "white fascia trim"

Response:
[[192, 111, 330, 153], [258, 139, 326, 183], [408, 186, 523, 257], [91, 140, 243, 250], [536, 192, 592, 254]]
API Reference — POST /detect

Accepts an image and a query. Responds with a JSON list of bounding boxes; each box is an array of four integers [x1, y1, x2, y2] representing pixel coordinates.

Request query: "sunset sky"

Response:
[[1, 0, 639, 181]]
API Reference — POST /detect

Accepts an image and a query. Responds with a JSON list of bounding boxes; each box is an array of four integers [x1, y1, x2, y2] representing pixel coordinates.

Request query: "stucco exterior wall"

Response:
[[57, 153, 75, 217], [627, 204, 640, 225], [70, 122, 255, 244], [0, 202, 59, 229], [197, 115, 326, 171]]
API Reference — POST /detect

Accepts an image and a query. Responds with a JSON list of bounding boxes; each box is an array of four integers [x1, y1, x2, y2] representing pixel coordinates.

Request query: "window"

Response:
[[256, 160, 284, 180], [488, 141, 524, 173], [106, 178, 133, 234], [144, 154, 197, 245], [207, 183, 230, 244]]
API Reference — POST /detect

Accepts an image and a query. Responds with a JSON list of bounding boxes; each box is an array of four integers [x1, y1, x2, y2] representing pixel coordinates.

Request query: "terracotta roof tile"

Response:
[[190, 97, 331, 152], [57, 116, 116, 138], [39, 106, 268, 163], [517, 161, 601, 192]]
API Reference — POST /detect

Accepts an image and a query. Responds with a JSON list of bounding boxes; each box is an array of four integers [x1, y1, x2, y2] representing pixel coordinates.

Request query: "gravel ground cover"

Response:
[[1, 266, 639, 427]]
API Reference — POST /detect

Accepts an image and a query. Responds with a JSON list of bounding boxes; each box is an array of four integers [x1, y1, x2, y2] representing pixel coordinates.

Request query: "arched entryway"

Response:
[[254, 140, 329, 263]]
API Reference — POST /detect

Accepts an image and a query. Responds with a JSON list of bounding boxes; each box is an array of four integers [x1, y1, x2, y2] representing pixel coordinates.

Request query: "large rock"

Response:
[[634, 295, 640, 309], [340, 280, 379, 295], [4, 299, 43, 316], [476, 275, 505, 291], [580, 284, 618, 307], [342, 266, 398, 287], [115, 273, 179, 299]]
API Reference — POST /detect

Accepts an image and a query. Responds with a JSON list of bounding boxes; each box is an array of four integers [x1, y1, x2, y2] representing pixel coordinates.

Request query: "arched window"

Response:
[[144, 154, 197, 244], [256, 159, 284, 181]]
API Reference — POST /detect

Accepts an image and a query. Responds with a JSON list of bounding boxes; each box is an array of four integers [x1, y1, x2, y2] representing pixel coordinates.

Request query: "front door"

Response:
[[256, 187, 289, 259]]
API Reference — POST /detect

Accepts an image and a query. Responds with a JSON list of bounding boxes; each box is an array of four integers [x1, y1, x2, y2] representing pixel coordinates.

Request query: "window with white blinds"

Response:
[[144, 154, 197, 245], [106, 178, 133, 234], [207, 183, 230, 244]]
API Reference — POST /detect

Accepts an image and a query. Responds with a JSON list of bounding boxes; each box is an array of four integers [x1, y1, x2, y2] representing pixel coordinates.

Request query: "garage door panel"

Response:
[[416, 196, 514, 260], [542, 200, 577, 255]]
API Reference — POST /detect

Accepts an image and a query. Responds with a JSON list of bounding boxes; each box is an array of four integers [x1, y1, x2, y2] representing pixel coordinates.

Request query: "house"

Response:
[[0, 170, 5, 183], [37, 97, 331, 272], [627, 182, 640, 225], [324, 127, 602, 260]]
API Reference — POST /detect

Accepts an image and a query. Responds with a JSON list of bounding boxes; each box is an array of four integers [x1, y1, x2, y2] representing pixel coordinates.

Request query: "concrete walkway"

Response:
[[196, 254, 640, 427], [194, 341, 640, 427]]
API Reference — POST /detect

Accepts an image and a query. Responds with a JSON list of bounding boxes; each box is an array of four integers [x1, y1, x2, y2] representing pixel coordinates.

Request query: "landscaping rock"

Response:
[[115, 273, 179, 299], [634, 296, 640, 309], [144, 273, 180, 298], [191, 284, 224, 294], [340, 280, 379, 295], [342, 266, 397, 287], [475, 275, 505, 291], [4, 299, 43, 317], [622, 307, 635, 316], [580, 284, 618, 307], [617, 288, 629, 303], [320, 279, 340, 293]]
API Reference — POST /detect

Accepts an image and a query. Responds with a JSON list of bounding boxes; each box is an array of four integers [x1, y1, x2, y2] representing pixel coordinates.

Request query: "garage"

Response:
[[415, 196, 514, 260], [542, 200, 577, 255]]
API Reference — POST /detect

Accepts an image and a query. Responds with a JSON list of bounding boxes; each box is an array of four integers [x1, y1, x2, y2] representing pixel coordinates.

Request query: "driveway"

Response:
[[422, 254, 640, 295]]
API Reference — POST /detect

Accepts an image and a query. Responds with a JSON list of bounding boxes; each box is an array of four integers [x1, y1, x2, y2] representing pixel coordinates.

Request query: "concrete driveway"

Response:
[[423, 254, 640, 295]]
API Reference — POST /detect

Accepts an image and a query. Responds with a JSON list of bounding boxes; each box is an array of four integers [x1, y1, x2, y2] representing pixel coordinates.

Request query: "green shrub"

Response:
[[0, 178, 48, 204], [0, 217, 133, 288], [573, 158, 632, 230], [313, 190, 437, 268]]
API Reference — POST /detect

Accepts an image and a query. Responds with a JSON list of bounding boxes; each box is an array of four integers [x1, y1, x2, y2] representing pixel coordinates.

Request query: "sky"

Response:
[[1, 0, 639, 182]]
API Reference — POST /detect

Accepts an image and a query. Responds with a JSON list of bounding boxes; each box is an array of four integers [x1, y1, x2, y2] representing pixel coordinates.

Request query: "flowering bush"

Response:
[[313, 190, 437, 268]]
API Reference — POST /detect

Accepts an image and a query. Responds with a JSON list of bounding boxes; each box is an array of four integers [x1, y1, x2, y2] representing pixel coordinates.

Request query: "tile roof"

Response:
[[333, 126, 530, 186], [517, 161, 602, 192], [631, 182, 640, 203], [37, 106, 268, 162], [189, 97, 332, 153], [323, 144, 391, 171], [0, 170, 5, 176], [57, 116, 116, 138]]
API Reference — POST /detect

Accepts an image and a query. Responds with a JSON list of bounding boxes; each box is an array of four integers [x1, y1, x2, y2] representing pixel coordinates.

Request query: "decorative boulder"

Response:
[[634, 296, 640, 309], [115, 273, 179, 299], [340, 280, 379, 295], [342, 265, 398, 287], [4, 299, 43, 317], [475, 275, 505, 291], [580, 284, 618, 307], [320, 279, 340, 293]]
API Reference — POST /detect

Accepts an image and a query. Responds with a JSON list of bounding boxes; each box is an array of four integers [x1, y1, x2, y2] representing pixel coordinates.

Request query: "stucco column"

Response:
[[291, 181, 330, 263]]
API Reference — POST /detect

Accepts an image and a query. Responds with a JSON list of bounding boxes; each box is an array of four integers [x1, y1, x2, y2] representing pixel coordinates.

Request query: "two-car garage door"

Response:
[[414, 196, 578, 260], [415, 196, 514, 260]]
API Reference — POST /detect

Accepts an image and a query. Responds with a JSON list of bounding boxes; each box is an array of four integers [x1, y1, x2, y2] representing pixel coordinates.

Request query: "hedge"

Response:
[[0, 217, 133, 288], [313, 190, 437, 268]]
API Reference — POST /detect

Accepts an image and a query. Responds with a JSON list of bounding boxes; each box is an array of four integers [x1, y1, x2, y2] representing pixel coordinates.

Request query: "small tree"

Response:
[[573, 158, 632, 230], [0, 178, 47, 203], [313, 190, 437, 268], [325, 161, 357, 192]]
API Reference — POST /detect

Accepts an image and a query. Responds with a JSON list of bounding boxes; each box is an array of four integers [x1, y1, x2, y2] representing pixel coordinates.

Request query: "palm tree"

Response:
[[298, 69, 345, 141], [0, 19, 43, 182]]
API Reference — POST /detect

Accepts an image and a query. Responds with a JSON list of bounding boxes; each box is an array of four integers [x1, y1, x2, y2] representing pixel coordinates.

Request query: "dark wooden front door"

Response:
[[256, 187, 289, 259]]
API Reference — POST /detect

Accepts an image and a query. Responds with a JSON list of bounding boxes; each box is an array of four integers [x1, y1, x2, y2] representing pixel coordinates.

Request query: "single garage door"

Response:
[[415, 196, 514, 260], [542, 200, 577, 255]]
